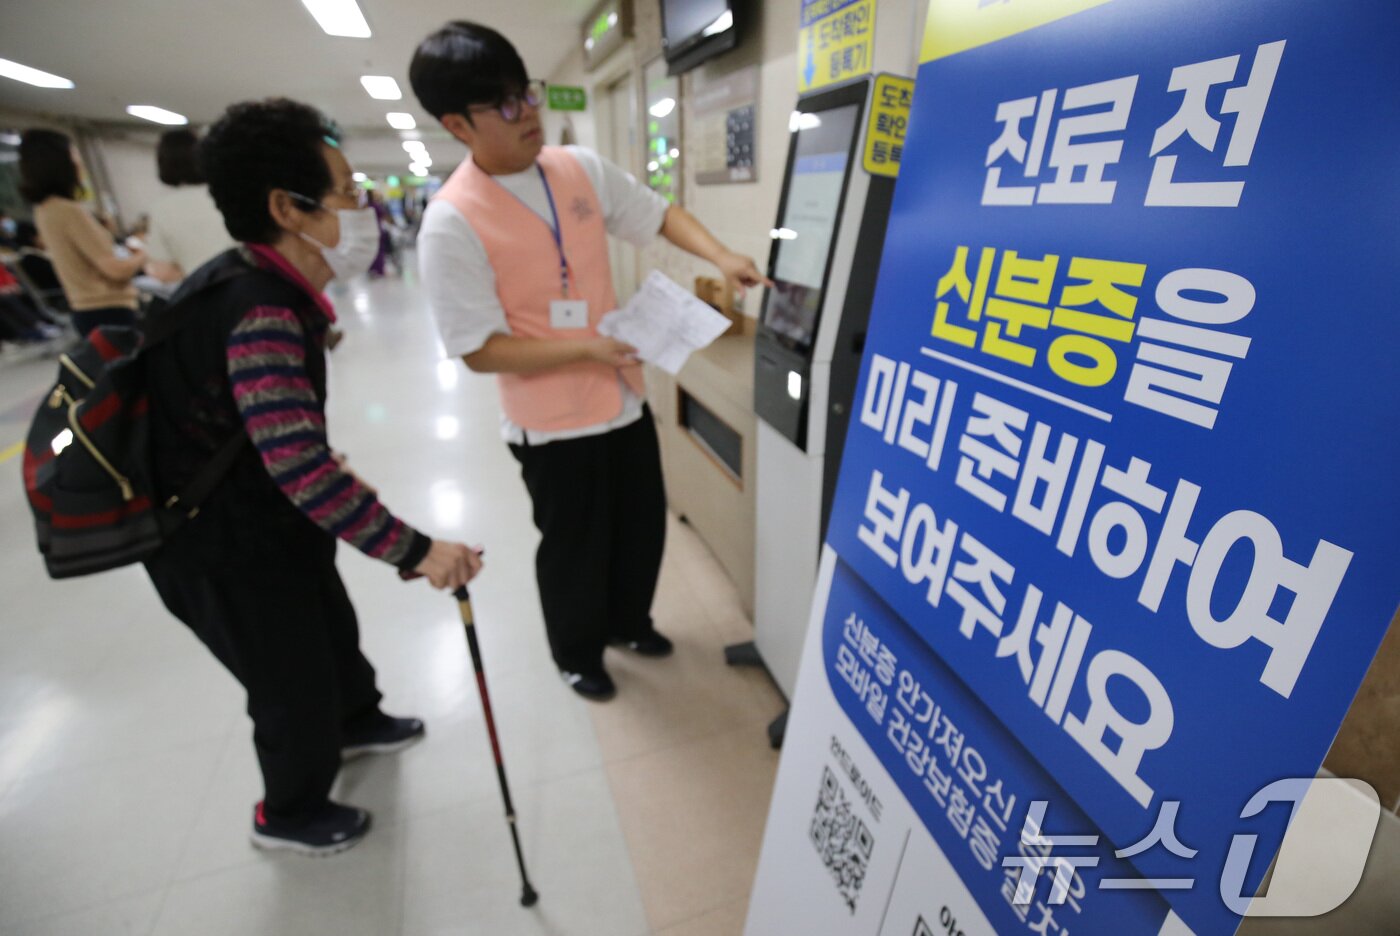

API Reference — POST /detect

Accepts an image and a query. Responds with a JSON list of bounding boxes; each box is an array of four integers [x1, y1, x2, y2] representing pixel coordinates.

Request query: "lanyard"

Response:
[[536, 165, 570, 298]]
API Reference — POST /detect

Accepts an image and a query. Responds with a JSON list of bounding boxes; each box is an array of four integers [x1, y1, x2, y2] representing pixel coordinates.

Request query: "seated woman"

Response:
[[0, 263, 60, 344], [13, 220, 70, 313], [18, 129, 145, 336]]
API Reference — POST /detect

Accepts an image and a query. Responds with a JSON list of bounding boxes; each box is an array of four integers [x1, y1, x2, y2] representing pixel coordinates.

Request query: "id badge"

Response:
[[549, 299, 589, 330]]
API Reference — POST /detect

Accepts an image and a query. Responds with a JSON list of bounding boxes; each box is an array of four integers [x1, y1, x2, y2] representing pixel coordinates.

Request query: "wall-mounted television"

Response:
[[661, 0, 740, 75]]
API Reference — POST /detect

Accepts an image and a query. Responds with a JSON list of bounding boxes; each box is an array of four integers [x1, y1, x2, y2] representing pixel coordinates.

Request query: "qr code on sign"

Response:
[[810, 766, 875, 912]]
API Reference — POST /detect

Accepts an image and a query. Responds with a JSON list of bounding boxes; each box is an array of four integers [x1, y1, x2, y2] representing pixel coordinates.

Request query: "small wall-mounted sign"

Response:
[[548, 85, 588, 111], [863, 73, 914, 177]]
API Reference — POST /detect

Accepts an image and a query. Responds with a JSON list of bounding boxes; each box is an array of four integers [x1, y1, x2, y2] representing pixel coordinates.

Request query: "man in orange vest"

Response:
[[411, 22, 769, 701]]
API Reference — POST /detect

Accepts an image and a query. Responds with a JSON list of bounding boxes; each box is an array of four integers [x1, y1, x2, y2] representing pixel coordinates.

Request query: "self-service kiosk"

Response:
[[740, 76, 901, 718]]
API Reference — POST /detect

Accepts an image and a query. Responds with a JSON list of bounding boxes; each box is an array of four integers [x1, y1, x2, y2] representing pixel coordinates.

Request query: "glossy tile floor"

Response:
[[0, 265, 785, 936]]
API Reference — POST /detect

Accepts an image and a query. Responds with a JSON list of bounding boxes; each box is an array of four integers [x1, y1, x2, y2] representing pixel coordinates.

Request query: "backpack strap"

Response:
[[162, 431, 248, 521], [151, 252, 310, 523], [141, 258, 258, 349]]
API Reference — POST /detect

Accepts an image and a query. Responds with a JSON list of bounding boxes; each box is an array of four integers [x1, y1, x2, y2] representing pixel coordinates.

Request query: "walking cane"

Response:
[[403, 569, 538, 907], [454, 584, 540, 908]]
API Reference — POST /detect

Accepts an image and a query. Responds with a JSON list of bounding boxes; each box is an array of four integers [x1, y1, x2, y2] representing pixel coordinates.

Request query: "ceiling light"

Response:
[[649, 97, 676, 119], [412, 166, 429, 178], [402, 140, 427, 153], [789, 111, 821, 132], [0, 57, 75, 89], [126, 105, 188, 126], [359, 75, 401, 100], [386, 112, 416, 130], [352, 172, 367, 182], [0, 132, 21, 146], [770, 228, 798, 240], [298, 0, 371, 38]]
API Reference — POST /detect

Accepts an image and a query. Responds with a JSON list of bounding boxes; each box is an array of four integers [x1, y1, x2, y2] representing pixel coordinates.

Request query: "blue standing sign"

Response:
[[748, 1, 1400, 935]]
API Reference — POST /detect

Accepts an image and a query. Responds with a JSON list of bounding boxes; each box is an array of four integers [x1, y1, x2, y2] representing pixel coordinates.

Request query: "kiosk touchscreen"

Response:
[[749, 76, 899, 708], [754, 90, 863, 450]]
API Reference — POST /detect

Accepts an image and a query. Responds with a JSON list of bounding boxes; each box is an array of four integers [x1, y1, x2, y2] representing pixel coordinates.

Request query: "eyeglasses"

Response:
[[289, 187, 369, 211], [466, 80, 546, 124]]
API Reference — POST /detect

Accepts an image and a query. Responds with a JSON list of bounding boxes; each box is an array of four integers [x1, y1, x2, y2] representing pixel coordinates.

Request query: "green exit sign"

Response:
[[548, 85, 588, 111], [581, 0, 628, 70]]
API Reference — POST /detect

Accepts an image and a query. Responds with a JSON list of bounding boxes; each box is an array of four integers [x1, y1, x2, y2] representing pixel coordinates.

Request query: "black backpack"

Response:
[[22, 265, 253, 578]]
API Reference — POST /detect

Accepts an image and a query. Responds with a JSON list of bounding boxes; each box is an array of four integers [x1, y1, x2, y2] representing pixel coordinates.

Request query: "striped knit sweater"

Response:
[[225, 300, 428, 569]]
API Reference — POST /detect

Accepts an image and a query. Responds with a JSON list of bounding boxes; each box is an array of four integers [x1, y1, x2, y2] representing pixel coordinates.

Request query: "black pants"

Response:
[[72, 305, 136, 337], [510, 407, 668, 672], [145, 498, 382, 821]]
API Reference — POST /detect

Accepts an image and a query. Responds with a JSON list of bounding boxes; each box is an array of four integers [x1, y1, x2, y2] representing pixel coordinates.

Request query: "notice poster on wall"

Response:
[[692, 64, 760, 185], [746, 2, 1400, 935]]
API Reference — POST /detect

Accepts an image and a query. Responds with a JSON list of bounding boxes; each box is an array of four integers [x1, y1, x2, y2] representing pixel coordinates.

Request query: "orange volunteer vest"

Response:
[[434, 147, 645, 432]]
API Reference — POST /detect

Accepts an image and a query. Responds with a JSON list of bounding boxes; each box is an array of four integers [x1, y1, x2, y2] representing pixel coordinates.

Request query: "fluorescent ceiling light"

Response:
[[412, 154, 432, 167], [386, 112, 416, 130], [649, 97, 676, 119], [352, 172, 367, 182], [702, 10, 734, 37], [126, 105, 188, 126], [0, 132, 21, 146], [770, 228, 798, 240], [0, 57, 75, 89], [401, 140, 427, 153], [411, 166, 429, 178], [299, 0, 371, 38], [359, 75, 401, 100], [399, 130, 422, 140]]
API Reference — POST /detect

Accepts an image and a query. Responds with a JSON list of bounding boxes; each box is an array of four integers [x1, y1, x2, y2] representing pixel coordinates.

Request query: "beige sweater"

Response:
[[32, 198, 138, 311]]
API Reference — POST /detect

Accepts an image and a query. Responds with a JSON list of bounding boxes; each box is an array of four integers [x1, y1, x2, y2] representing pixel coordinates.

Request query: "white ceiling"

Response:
[[0, 0, 595, 173]]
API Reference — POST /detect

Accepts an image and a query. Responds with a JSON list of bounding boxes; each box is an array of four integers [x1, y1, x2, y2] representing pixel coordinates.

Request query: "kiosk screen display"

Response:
[[763, 103, 860, 350]]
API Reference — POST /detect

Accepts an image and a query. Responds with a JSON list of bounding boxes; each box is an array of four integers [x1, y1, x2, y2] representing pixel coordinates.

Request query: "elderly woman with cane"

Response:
[[142, 98, 482, 855]]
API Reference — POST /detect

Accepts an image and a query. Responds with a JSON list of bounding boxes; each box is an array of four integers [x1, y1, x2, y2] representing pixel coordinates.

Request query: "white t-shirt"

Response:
[[419, 145, 668, 445], [145, 185, 235, 275]]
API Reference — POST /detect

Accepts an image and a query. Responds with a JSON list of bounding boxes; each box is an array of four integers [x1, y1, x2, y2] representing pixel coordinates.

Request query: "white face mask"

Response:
[[297, 205, 379, 281]]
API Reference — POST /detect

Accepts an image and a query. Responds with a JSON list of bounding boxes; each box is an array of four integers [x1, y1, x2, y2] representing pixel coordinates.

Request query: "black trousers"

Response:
[[510, 406, 668, 672], [145, 497, 383, 821], [72, 305, 137, 337]]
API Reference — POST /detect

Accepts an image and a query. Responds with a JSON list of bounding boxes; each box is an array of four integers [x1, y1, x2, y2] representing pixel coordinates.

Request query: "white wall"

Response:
[[544, 0, 927, 317], [91, 132, 166, 229]]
